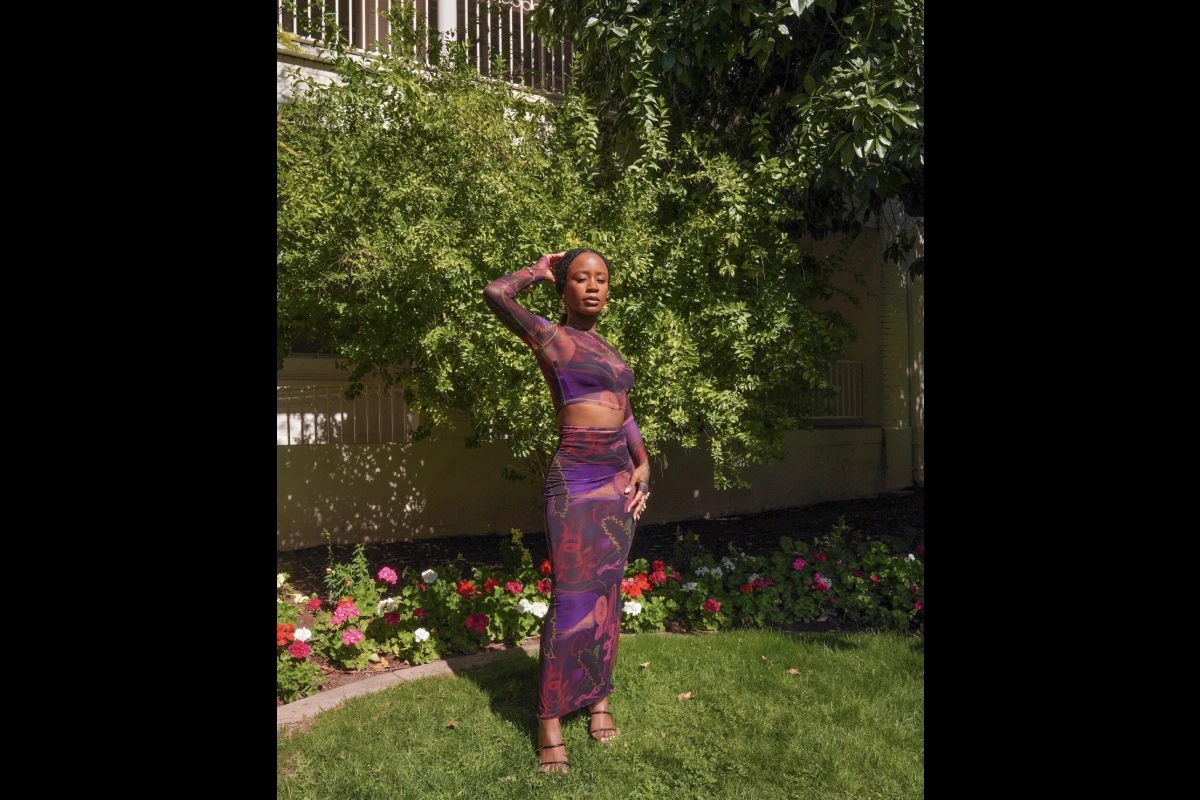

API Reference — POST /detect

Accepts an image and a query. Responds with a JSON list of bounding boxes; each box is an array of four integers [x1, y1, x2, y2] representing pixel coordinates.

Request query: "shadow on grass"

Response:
[[447, 647, 544, 749]]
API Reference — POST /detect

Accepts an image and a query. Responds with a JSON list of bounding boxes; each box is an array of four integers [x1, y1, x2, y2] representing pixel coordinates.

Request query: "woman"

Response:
[[483, 249, 650, 773]]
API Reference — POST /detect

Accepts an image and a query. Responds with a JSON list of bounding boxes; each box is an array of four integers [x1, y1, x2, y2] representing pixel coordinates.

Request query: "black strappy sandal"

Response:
[[536, 741, 570, 772], [588, 709, 619, 742]]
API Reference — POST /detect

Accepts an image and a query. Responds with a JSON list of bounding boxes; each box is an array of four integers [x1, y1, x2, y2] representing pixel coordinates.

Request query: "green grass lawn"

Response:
[[277, 630, 924, 799]]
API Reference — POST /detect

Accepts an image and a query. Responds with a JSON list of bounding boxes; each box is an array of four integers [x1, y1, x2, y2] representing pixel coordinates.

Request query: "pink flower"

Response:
[[288, 641, 311, 659], [792, 557, 807, 571], [910, 584, 919, 594], [418, 582, 427, 591], [384, 612, 400, 625], [649, 569, 667, 585], [813, 573, 832, 593], [342, 629, 365, 646], [917, 544, 924, 556], [870, 574, 880, 584], [413, 608, 427, 619], [913, 600, 923, 611], [814, 552, 828, 563], [740, 583, 754, 594], [537, 579, 552, 595], [764, 579, 775, 587], [377, 566, 398, 585], [702, 598, 721, 613], [852, 569, 865, 578], [330, 600, 361, 626], [835, 559, 843, 564], [505, 581, 523, 595], [306, 597, 323, 612], [752, 578, 766, 589], [465, 613, 489, 634]]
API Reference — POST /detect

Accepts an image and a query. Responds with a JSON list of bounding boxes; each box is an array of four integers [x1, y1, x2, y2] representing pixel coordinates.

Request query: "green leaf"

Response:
[[803, 74, 816, 94], [585, 16, 600, 28], [894, 112, 918, 128], [663, 52, 676, 69], [834, 132, 851, 152]]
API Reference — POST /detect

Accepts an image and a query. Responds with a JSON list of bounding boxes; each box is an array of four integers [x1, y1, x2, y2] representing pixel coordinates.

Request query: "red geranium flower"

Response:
[[413, 608, 427, 619], [634, 573, 652, 592], [276, 623, 296, 646], [536, 579, 552, 595], [852, 570, 865, 578], [384, 612, 400, 625], [764, 579, 776, 587], [702, 598, 721, 613], [540, 560, 553, 576], [483, 578, 501, 594], [913, 600, 923, 611], [456, 580, 477, 599], [918, 544, 924, 556], [752, 578, 766, 589], [465, 613, 490, 634], [910, 584, 920, 594], [620, 578, 642, 598], [740, 583, 754, 594], [649, 569, 667, 585], [814, 552, 828, 563], [505, 581, 523, 595], [870, 574, 880, 584], [306, 597, 323, 612], [652, 560, 665, 572], [288, 640, 311, 659]]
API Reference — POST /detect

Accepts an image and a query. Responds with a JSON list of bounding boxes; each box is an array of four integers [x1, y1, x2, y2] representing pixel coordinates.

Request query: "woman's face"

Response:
[[562, 252, 609, 317]]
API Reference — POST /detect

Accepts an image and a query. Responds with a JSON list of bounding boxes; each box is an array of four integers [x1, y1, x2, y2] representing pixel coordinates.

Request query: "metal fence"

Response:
[[808, 360, 864, 420], [278, 1, 572, 94], [277, 382, 414, 445]]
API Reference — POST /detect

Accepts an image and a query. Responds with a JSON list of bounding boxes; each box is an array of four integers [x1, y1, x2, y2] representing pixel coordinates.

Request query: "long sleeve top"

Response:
[[483, 257, 648, 470]]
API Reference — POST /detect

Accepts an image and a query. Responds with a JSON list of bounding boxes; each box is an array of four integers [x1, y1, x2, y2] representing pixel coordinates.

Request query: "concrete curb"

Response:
[[278, 639, 541, 728]]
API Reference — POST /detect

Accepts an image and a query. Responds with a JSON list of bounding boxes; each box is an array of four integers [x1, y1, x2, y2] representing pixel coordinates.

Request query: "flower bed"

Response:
[[277, 521, 924, 702]]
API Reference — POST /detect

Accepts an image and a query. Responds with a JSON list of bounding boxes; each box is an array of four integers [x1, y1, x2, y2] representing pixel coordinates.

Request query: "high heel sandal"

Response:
[[588, 709, 618, 742], [536, 741, 569, 772]]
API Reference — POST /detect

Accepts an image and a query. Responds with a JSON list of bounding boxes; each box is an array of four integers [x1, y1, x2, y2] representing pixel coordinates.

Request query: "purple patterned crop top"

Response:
[[483, 257, 648, 469]]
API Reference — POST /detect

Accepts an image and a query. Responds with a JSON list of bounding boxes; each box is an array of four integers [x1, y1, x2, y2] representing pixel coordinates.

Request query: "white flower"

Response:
[[414, 627, 430, 643], [906, 553, 916, 562], [695, 566, 710, 576], [377, 597, 396, 613], [711, 567, 723, 579], [294, 627, 312, 642], [277, 573, 288, 589], [293, 594, 308, 604], [623, 600, 642, 615], [747, 573, 761, 582], [722, 559, 736, 571], [529, 601, 549, 618], [516, 598, 533, 614], [681, 582, 698, 592], [421, 569, 438, 583]]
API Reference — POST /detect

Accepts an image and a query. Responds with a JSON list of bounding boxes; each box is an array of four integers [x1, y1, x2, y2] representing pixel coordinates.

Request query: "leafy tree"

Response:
[[278, 5, 857, 489]]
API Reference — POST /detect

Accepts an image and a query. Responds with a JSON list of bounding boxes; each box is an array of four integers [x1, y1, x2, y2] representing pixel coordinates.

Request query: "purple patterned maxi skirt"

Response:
[[538, 425, 637, 719]]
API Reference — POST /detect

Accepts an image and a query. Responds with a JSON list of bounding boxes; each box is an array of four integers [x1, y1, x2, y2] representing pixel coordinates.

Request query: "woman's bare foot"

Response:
[[588, 698, 619, 743], [537, 717, 569, 773]]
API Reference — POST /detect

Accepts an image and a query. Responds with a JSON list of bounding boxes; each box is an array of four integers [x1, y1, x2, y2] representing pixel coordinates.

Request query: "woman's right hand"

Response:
[[530, 253, 563, 283]]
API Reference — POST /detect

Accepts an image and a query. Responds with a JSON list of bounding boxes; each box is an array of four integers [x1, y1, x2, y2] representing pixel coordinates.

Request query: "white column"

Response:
[[438, 1, 457, 47]]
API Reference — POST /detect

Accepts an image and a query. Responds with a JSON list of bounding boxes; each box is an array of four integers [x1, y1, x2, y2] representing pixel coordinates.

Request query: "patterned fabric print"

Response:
[[539, 426, 636, 719]]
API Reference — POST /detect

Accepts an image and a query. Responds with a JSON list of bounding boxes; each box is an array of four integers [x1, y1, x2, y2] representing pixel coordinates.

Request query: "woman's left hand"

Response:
[[624, 466, 651, 521]]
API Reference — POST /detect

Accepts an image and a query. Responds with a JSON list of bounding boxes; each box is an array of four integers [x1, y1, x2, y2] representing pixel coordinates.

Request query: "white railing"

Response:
[[808, 360, 864, 420], [277, 382, 415, 445], [278, 1, 573, 95]]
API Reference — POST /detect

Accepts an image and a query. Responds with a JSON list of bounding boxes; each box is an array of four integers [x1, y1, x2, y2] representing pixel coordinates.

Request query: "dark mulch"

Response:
[[278, 490, 923, 601]]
